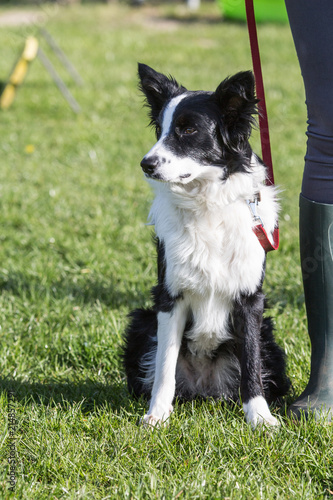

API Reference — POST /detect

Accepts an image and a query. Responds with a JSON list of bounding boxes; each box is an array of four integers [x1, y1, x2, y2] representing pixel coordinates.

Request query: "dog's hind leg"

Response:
[[142, 299, 188, 427], [123, 308, 158, 398], [234, 291, 280, 429]]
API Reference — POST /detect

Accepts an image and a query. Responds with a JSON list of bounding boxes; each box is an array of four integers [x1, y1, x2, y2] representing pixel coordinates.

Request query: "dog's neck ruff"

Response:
[[148, 153, 267, 208], [147, 154, 278, 255]]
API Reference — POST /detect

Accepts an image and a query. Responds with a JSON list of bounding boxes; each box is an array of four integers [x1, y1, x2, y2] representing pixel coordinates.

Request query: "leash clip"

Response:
[[247, 191, 279, 252], [247, 192, 263, 226]]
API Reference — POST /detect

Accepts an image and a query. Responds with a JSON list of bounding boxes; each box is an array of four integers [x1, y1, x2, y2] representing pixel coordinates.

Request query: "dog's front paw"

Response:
[[140, 414, 165, 428], [249, 412, 280, 429], [140, 404, 173, 428], [243, 396, 280, 429]]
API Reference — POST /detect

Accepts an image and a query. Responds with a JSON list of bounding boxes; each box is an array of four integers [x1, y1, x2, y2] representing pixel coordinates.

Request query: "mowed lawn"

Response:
[[0, 2, 332, 499]]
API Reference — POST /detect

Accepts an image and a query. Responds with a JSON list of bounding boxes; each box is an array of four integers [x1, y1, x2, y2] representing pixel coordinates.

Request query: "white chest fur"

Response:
[[147, 162, 278, 354]]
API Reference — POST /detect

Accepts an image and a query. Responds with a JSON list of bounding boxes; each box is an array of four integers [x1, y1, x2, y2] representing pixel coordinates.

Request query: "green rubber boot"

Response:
[[289, 194, 333, 420]]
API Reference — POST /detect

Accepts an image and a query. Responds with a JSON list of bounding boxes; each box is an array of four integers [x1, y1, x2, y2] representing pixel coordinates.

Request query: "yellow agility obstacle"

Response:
[[0, 36, 39, 110], [0, 32, 82, 113]]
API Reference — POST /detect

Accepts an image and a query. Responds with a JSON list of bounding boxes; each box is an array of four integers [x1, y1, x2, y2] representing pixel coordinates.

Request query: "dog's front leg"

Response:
[[142, 300, 187, 427], [237, 292, 279, 429]]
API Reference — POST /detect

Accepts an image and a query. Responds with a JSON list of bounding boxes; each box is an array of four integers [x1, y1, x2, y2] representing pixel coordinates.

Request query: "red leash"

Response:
[[245, 0, 279, 252]]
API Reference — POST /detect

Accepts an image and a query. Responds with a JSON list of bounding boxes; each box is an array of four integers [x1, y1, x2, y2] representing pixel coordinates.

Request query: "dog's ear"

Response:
[[138, 63, 186, 124], [212, 71, 258, 144]]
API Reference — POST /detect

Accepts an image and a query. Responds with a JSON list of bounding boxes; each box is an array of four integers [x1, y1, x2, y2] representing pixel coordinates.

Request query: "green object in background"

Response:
[[218, 0, 289, 23]]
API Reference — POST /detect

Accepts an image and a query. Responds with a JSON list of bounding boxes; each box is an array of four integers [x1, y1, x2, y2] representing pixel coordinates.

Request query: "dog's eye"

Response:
[[183, 127, 196, 135], [155, 125, 161, 138]]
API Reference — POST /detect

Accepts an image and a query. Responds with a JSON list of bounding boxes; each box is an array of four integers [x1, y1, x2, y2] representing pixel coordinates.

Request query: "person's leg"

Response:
[[285, 0, 333, 204], [285, 0, 333, 419]]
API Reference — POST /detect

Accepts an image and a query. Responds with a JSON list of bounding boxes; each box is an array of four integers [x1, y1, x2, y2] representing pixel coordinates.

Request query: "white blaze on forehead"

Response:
[[161, 93, 188, 137]]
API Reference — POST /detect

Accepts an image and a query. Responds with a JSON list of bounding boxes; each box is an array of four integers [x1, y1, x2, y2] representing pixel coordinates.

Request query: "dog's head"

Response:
[[138, 63, 258, 184]]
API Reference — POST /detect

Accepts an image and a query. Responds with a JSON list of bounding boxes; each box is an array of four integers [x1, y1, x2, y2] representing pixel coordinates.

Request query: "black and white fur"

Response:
[[123, 64, 290, 428]]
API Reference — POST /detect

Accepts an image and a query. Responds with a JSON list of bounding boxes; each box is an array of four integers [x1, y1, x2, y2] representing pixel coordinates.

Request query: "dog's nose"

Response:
[[141, 156, 159, 175]]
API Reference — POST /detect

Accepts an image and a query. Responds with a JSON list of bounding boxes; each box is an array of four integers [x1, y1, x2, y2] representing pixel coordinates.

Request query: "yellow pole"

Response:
[[0, 36, 39, 110]]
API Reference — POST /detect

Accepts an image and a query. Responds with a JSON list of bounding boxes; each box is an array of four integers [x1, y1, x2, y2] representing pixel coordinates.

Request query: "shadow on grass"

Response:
[[0, 376, 145, 414], [0, 270, 149, 310], [159, 13, 287, 28], [1, 376, 294, 424], [0, 268, 304, 314], [0, 376, 295, 422], [160, 13, 224, 25]]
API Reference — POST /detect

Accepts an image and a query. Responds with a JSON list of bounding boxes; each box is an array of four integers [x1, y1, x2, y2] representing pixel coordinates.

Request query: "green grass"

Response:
[[0, 2, 332, 498]]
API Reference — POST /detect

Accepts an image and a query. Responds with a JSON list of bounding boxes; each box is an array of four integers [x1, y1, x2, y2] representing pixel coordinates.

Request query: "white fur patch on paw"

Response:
[[243, 396, 280, 429], [140, 414, 165, 428], [140, 405, 173, 428]]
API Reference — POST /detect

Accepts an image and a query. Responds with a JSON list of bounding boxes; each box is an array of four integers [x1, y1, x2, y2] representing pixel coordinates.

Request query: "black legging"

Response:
[[285, 0, 333, 204]]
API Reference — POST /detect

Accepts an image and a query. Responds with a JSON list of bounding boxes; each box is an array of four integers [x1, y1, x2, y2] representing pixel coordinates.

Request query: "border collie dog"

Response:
[[123, 64, 289, 428]]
